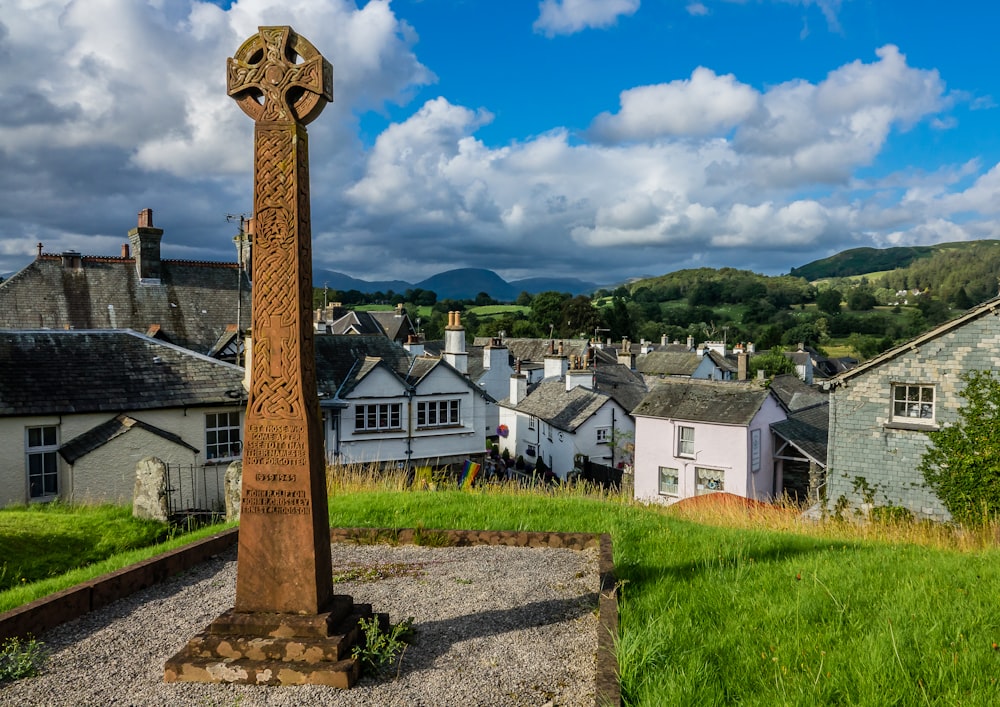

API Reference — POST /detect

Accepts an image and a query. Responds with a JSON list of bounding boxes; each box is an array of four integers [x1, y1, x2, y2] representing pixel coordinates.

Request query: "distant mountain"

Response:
[[789, 246, 937, 280], [313, 269, 411, 295], [312, 267, 599, 301], [415, 268, 518, 301], [508, 277, 598, 297]]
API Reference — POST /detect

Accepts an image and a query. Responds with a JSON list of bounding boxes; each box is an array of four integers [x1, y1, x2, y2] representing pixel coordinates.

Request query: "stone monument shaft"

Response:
[[227, 26, 334, 614]]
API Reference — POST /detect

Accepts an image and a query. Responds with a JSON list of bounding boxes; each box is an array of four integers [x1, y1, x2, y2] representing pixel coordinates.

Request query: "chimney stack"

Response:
[[443, 311, 468, 374], [737, 351, 748, 381], [233, 217, 252, 279], [127, 208, 164, 283], [509, 372, 528, 405]]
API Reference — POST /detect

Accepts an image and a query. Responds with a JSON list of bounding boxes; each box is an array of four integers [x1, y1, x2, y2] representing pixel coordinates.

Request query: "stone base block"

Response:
[[164, 598, 384, 688]]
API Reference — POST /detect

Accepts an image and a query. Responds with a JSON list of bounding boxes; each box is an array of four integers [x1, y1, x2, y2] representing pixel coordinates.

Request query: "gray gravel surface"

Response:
[[0, 543, 599, 706]]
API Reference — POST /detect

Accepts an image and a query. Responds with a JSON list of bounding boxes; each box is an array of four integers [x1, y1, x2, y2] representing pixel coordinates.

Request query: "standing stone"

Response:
[[224, 461, 242, 522], [133, 456, 169, 523], [165, 26, 376, 688]]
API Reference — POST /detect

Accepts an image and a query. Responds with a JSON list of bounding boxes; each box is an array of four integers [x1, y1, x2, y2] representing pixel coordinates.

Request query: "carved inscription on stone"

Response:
[[242, 488, 311, 515], [241, 423, 311, 515], [242, 423, 306, 467]]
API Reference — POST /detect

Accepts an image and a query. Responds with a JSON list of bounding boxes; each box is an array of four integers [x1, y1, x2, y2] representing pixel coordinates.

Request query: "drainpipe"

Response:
[[405, 386, 415, 479], [610, 406, 616, 468]]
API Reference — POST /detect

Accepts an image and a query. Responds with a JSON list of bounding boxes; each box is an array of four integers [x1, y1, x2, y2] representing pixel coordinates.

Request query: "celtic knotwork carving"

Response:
[[227, 26, 333, 125]]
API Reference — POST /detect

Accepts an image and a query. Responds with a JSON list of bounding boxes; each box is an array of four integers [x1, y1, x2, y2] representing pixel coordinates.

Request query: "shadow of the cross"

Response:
[[392, 591, 601, 674]]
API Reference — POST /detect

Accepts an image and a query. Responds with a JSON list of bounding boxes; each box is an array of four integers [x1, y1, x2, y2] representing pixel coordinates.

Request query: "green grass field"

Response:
[[5, 486, 1000, 705]]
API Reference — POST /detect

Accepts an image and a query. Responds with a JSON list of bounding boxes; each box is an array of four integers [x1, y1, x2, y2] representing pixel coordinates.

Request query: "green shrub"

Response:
[[920, 370, 1000, 525], [0, 636, 47, 683], [352, 616, 415, 678]]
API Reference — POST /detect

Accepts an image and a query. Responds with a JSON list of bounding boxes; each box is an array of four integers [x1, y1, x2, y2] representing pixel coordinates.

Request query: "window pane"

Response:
[[43, 427, 57, 446], [28, 428, 41, 448]]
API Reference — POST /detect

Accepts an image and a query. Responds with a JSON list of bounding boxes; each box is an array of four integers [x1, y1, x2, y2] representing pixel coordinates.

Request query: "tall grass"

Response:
[[6, 467, 1000, 705], [326, 464, 1000, 706]]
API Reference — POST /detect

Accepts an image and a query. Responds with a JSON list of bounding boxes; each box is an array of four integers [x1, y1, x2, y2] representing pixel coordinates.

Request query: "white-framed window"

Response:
[[528, 416, 536, 431], [658, 466, 678, 496], [892, 384, 935, 424], [695, 467, 724, 495], [677, 425, 695, 457], [417, 399, 460, 428], [355, 403, 402, 431], [26, 425, 59, 500], [206, 412, 242, 461], [596, 427, 610, 444]]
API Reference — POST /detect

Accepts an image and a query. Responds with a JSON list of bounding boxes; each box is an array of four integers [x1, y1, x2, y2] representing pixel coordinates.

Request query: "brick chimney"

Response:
[[127, 208, 164, 283]]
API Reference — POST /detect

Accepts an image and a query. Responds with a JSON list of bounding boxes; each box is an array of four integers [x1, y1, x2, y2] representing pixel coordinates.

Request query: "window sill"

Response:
[[353, 428, 404, 435], [884, 421, 938, 432], [416, 423, 464, 431]]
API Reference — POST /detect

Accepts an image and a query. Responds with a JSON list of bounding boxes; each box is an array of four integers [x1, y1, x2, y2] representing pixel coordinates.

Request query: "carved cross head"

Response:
[[227, 26, 333, 125]]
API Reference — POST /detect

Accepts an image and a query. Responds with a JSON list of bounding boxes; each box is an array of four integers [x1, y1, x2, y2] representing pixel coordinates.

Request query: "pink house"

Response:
[[632, 379, 786, 505]]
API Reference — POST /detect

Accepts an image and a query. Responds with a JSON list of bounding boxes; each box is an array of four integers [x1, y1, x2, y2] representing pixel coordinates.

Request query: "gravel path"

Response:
[[0, 543, 599, 706]]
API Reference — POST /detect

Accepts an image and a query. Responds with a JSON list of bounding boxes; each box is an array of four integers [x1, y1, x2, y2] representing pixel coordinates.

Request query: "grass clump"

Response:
[[0, 636, 48, 684], [352, 616, 415, 678], [333, 562, 426, 583]]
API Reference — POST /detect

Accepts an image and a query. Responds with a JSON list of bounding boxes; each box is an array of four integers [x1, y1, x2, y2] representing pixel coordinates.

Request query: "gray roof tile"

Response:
[[633, 379, 771, 425], [0, 330, 246, 417]]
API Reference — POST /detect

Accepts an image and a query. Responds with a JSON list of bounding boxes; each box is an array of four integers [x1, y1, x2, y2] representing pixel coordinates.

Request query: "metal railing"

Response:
[[164, 463, 227, 526]]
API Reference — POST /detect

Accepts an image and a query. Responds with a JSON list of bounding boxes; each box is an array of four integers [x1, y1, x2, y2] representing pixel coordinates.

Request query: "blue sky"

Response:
[[1, 0, 998, 287]]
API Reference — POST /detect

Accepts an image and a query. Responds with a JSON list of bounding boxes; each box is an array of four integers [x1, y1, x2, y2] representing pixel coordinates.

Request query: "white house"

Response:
[[312, 330, 491, 473], [632, 379, 786, 504], [497, 354, 636, 480], [0, 330, 247, 508]]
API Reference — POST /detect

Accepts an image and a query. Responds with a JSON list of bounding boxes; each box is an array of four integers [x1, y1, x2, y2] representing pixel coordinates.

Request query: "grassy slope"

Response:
[[0, 504, 168, 591], [329, 490, 1000, 706], [4, 492, 1000, 704]]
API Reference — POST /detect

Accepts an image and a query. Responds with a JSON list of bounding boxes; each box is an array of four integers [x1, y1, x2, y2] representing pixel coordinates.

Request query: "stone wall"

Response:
[[827, 311, 1000, 520]]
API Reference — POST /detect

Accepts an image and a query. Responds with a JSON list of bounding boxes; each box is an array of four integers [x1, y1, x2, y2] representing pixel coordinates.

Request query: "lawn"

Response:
[[329, 488, 1000, 706], [5, 488, 1000, 705]]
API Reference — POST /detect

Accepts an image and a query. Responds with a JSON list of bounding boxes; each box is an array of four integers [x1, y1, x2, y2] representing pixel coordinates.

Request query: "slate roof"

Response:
[[0, 330, 246, 417], [313, 335, 490, 400], [635, 351, 704, 377], [768, 373, 828, 412], [632, 379, 772, 425], [502, 379, 617, 433], [0, 254, 251, 355], [60, 414, 198, 464], [473, 337, 590, 363], [771, 402, 829, 466], [592, 363, 648, 412], [314, 335, 414, 397], [367, 309, 414, 341], [327, 310, 386, 336]]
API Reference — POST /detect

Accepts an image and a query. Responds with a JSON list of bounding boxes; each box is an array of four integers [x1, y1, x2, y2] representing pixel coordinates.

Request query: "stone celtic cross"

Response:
[[166, 28, 378, 688], [227, 26, 333, 614]]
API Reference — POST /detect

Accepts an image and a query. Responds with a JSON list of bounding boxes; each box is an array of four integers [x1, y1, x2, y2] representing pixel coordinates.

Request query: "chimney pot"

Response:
[[121, 243, 130, 258], [138, 208, 154, 228]]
